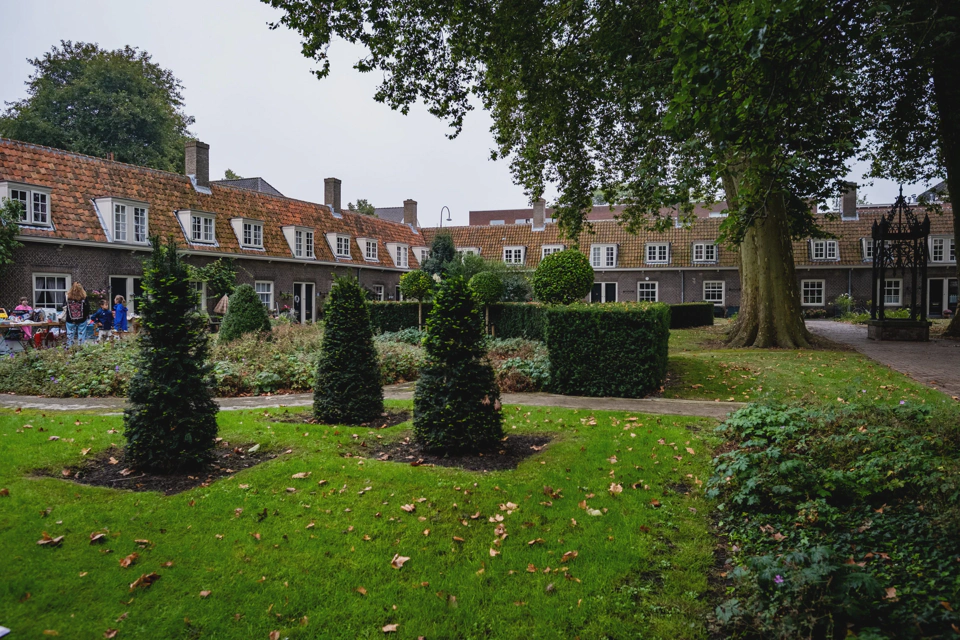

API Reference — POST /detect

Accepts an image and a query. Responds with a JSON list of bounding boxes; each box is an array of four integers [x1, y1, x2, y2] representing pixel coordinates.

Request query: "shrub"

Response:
[[531, 249, 594, 304], [399, 270, 434, 327], [710, 403, 960, 639], [124, 236, 218, 471], [470, 271, 505, 332], [314, 276, 383, 424], [219, 284, 271, 342], [368, 301, 430, 333], [668, 302, 715, 329], [489, 303, 546, 340], [544, 302, 669, 397], [420, 232, 457, 278], [833, 292, 854, 315], [413, 276, 503, 453]]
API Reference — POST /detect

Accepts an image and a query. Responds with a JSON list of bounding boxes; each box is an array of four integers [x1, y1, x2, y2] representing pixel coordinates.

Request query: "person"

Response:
[[64, 283, 89, 347], [14, 298, 34, 339], [91, 299, 114, 342], [113, 295, 128, 334]]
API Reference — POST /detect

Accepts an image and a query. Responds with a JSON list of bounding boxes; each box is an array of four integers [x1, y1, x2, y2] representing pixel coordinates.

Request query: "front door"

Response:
[[930, 279, 944, 316], [293, 282, 315, 323]]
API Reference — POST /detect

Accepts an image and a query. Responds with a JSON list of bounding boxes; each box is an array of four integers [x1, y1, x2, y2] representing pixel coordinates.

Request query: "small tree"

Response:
[[347, 198, 377, 216], [224, 169, 243, 180], [532, 249, 594, 304], [314, 276, 383, 424], [0, 199, 24, 278], [124, 236, 218, 471], [399, 270, 434, 328], [414, 277, 503, 453], [189, 257, 237, 302], [421, 232, 457, 278], [219, 284, 271, 342], [469, 271, 504, 334]]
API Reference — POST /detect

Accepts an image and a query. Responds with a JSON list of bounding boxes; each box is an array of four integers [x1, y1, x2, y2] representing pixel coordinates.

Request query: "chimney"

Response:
[[403, 199, 418, 227], [840, 181, 857, 220], [184, 140, 210, 189], [324, 178, 342, 213], [532, 198, 546, 231]]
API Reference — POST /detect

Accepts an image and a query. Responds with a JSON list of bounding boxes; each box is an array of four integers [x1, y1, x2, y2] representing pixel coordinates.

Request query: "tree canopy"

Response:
[[0, 41, 194, 173], [347, 198, 377, 216]]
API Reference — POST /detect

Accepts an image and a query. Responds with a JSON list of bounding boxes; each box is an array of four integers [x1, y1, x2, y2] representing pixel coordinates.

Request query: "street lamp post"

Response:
[[439, 206, 452, 228]]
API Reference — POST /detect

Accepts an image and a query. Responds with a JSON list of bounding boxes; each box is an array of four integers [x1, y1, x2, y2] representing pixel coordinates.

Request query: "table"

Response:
[[1, 320, 65, 350]]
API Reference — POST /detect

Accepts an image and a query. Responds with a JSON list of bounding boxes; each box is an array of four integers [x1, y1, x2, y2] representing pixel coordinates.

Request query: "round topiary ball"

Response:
[[468, 271, 505, 306], [218, 284, 272, 342], [531, 249, 595, 304]]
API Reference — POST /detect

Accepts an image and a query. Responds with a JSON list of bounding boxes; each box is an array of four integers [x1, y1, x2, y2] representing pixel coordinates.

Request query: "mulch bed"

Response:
[[271, 408, 411, 429], [361, 433, 553, 472], [38, 441, 279, 495]]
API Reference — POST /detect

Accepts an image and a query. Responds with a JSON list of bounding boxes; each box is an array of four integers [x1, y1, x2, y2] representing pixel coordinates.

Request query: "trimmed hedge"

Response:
[[544, 303, 670, 398], [489, 303, 546, 340], [668, 302, 715, 329], [368, 301, 429, 333]]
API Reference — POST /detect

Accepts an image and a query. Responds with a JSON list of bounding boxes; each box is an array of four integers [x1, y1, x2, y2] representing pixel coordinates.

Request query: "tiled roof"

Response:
[[425, 207, 955, 270], [211, 177, 284, 197], [374, 207, 405, 223], [0, 138, 422, 269], [468, 202, 730, 225]]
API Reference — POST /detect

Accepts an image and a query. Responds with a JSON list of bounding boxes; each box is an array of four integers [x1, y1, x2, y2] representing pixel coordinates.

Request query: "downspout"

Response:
[[848, 269, 852, 297], [679, 269, 684, 302]]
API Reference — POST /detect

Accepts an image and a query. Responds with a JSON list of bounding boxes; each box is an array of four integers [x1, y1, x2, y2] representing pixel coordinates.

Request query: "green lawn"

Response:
[[0, 403, 718, 639], [665, 321, 953, 406]]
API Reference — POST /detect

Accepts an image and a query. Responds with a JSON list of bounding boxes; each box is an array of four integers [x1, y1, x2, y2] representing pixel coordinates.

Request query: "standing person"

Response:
[[91, 299, 114, 342], [64, 283, 89, 347], [113, 295, 128, 334], [14, 297, 33, 340]]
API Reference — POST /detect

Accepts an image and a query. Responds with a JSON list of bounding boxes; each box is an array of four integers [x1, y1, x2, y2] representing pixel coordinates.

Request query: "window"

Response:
[[490, 220, 505, 226], [801, 280, 825, 306], [395, 245, 409, 268], [861, 238, 873, 261], [365, 240, 378, 261], [704, 281, 725, 306], [931, 237, 955, 262], [416, 247, 429, 264], [811, 239, 839, 260], [591, 244, 617, 268], [242, 221, 263, 248], [693, 242, 717, 263], [503, 246, 525, 264], [637, 282, 658, 302], [292, 229, 315, 258], [335, 235, 351, 257], [255, 281, 274, 308], [458, 247, 480, 256], [305, 230, 314, 258], [374, 285, 385, 301], [33, 274, 70, 313], [645, 243, 669, 264], [134, 207, 147, 243], [515, 218, 530, 224], [590, 282, 617, 303], [190, 281, 207, 312], [882, 279, 902, 306], [191, 214, 215, 243], [114, 204, 127, 242], [4, 183, 51, 226], [951, 239, 957, 262], [541, 244, 564, 258]]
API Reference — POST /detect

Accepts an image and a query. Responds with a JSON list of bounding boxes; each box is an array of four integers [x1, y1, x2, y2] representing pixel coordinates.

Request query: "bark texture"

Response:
[[723, 176, 813, 348]]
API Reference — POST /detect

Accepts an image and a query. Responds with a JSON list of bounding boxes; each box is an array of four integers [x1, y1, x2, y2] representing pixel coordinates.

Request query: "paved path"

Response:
[[807, 320, 960, 398], [0, 382, 743, 420]]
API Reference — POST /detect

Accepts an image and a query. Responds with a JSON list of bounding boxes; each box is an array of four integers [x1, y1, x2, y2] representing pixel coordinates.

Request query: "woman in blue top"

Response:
[[113, 295, 128, 333]]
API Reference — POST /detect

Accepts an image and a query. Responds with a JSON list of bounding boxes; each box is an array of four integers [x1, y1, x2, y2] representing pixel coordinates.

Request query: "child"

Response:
[[14, 297, 33, 340], [113, 295, 128, 334], [90, 299, 114, 342]]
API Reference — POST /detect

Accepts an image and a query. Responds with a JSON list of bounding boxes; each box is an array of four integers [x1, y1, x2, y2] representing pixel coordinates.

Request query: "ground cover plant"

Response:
[[0, 404, 718, 639], [709, 402, 960, 638], [664, 321, 953, 407]]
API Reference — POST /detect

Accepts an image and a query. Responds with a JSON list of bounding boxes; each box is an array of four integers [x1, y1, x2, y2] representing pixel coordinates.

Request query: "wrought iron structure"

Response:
[[871, 187, 930, 321]]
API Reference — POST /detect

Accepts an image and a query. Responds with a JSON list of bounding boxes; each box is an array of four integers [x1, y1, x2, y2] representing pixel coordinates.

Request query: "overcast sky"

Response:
[[0, 0, 934, 226]]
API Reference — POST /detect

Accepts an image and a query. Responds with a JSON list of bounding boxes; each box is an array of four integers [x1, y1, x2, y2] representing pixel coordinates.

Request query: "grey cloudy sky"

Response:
[[0, 0, 932, 226]]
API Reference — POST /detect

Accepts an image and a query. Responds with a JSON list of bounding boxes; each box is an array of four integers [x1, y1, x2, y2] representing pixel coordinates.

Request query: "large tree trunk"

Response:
[[723, 175, 813, 348], [932, 14, 960, 338]]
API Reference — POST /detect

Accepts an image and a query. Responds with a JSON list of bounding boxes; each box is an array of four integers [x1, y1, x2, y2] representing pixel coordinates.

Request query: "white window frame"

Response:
[[590, 244, 618, 268], [503, 246, 526, 264], [645, 243, 670, 265], [801, 279, 825, 306], [32, 273, 71, 314], [703, 281, 725, 306], [365, 239, 379, 261], [861, 238, 873, 262], [489, 220, 505, 226], [114, 203, 127, 242], [395, 244, 409, 268], [242, 221, 264, 248], [373, 285, 385, 301], [133, 206, 148, 243], [637, 281, 658, 302], [592, 282, 618, 303], [192, 214, 216, 244], [285, 227, 315, 259], [692, 242, 717, 263], [94, 197, 150, 244], [541, 244, 564, 258], [881, 279, 902, 306], [930, 236, 955, 263], [458, 247, 480, 256], [255, 281, 274, 309], [811, 239, 839, 261], [414, 247, 429, 264], [335, 234, 351, 258], [2, 182, 52, 227], [190, 281, 208, 312]]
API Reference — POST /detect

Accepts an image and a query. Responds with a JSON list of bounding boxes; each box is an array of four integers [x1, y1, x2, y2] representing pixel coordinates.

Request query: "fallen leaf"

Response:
[[561, 550, 579, 563], [650, 499, 661, 508], [291, 472, 311, 479], [400, 504, 415, 513], [686, 447, 696, 455], [422, 529, 430, 536], [586, 509, 603, 517], [357, 586, 367, 596], [134, 539, 150, 546], [269, 632, 280, 640], [527, 538, 545, 546], [199, 590, 212, 598], [37, 532, 63, 547], [119, 553, 139, 568], [89, 532, 106, 545], [884, 587, 898, 600], [609, 483, 623, 495], [0, 488, 8, 497], [108, 456, 118, 465], [129, 572, 160, 591], [489, 548, 500, 557], [382, 624, 398, 633], [104, 628, 118, 638], [48, 436, 60, 441], [452, 536, 465, 542], [390, 554, 410, 569]]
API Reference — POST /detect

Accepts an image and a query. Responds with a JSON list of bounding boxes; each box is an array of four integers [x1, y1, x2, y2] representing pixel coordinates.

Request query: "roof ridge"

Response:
[[0, 137, 192, 181]]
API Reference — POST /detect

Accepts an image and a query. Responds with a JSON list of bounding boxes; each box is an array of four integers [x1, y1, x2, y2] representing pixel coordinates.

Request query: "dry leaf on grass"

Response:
[[129, 572, 160, 591], [269, 631, 280, 640], [609, 483, 623, 495], [103, 629, 118, 638], [560, 550, 579, 563], [119, 553, 139, 568], [400, 504, 415, 513], [357, 586, 367, 596], [489, 548, 500, 557], [291, 472, 311, 479], [390, 554, 410, 569], [89, 532, 106, 544], [37, 532, 63, 546], [199, 590, 211, 598], [382, 624, 398, 633]]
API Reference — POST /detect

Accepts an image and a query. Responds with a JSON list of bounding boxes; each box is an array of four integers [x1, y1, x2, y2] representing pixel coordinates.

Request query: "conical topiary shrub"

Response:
[[314, 276, 384, 424], [218, 283, 272, 342], [413, 276, 503, 453], [124, 236, 218, 471]]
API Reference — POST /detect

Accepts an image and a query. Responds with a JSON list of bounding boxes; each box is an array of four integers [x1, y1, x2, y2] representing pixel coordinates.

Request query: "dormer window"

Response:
[[193, 214, 215, 243], [94, 197, 149, 244], [930, 236, 956, 263], [458, 247, 480, 256], [228, 218, 264, 249], [810, 239, 839, 261], [325, 233, 351, 258], [2, 181, 52, 227], [357, 238, 378, 261], [542, 244, 564, 258], [644, 243, 669, 265], [692, 242, 717, 263], [503, 246, 526, 264], [861, 238, 873, 262], [282, 226, 315, 259], [591, 244, 618, 268], [386, 242, 410, 268], [413, 246, 429, 264]]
